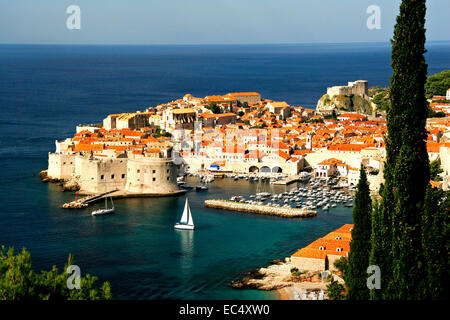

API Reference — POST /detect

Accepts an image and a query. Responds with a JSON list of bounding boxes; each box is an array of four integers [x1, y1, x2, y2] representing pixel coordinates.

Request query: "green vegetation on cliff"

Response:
[[425, 70, 450, 98], [370, 87, 390, 111]]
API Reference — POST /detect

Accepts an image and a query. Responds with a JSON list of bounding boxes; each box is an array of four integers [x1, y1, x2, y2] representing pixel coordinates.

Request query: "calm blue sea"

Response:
[[0, 42, 449, 299]]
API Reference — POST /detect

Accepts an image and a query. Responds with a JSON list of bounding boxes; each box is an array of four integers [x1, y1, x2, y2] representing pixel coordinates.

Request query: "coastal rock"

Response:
[[39, 170, 50, 182], [40, 169, 65, 183], [316, 93, 373, 115], [61, 202, 88, 209], [231, 261, 335, 295], [62, 178, 80, 192]]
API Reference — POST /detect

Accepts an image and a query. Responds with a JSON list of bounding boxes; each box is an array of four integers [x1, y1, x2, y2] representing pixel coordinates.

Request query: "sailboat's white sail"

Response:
[[187, 205, 194, 226], [175, 198, 194, 230], [180, 198, 189, 224]]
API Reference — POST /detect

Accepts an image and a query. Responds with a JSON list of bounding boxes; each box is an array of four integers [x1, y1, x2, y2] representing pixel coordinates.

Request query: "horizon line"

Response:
[[1, 40, 450, 46]]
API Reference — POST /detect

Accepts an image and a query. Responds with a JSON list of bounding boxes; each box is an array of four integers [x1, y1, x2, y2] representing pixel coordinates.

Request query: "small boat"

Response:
[[174, 198, 194, 230], [92, 196, 114, 216], [299, 172, 312, 181], [195, 185, 208, 191]]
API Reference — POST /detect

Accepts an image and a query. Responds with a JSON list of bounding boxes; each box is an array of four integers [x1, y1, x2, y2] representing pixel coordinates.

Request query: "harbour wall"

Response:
[[204, 200, 316, 218]]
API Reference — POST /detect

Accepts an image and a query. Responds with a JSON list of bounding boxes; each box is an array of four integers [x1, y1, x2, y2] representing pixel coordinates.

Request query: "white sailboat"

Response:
[[174, 198, 194, 230], [92, 196, 115, 216]]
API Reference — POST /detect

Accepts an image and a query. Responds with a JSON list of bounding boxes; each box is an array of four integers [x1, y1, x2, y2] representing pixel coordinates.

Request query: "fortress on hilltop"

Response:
[[326, 80, 368, 97]]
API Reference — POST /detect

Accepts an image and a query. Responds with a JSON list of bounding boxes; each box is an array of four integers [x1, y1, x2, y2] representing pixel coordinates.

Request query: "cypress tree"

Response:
[[381, 0, 429, 299], [369, 198, 383, 299], [347, 165, 372, 300], [422, 187, 449, 299]]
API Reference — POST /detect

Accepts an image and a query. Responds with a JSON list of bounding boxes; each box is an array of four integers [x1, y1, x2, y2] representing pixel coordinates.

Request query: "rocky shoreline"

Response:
[[231, 259, 344, 300], [39, 170, 80, 191]]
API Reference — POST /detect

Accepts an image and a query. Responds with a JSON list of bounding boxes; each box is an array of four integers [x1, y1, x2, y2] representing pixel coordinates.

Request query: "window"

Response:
[[122, 174, 125, 179], [166, 169, 169, 173], [319, 246, 325, 251], [101, 175, 104, 180], [153, 178, 156, 181], [152, 170, 156, 174], [335, 236, 341, 240], [336, 248, 343, 252], [137, 169, 140, 173], [111, 174, 115, 179], [167, 177, 169, 181]]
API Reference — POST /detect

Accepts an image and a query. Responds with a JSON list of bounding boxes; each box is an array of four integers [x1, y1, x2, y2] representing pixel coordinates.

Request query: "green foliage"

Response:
[[377, 0, 429, 299], [369, 199, 386, 299], [307, 118, 323, 124], [428, 107, 446, 118], [429, 160, 443, 181], [208, 102, 222, 114], [346, 165, 372, 300], [151, 128, 171, 138], [333, 256, 348, 281], [0, 246, 112, 300], [326, 277, 346, 300], [290, 267, 305, 278], [238, 111, 245, 117], [425, 70, 450, 98], [323, 110, 337, 120], [372, 89, 390, 111], [422, 188, 449, 300]]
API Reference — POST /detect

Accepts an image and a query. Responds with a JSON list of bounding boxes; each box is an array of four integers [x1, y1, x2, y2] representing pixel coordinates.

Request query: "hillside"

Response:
[[316, 93, 373, 115]]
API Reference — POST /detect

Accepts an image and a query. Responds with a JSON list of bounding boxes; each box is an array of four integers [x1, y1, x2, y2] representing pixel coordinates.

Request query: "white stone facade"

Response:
[[326, 80, 369, 97]]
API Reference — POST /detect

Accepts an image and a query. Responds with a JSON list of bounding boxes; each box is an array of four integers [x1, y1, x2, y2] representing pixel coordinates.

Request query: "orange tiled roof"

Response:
[[292, 247, 327, 259]]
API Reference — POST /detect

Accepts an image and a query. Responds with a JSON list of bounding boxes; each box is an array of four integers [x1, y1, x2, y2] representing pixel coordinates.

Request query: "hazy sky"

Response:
[[0, 0, 449, 44]]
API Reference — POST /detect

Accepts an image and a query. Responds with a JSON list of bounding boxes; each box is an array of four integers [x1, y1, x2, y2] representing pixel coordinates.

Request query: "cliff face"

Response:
[[316, 93, 374, 115]]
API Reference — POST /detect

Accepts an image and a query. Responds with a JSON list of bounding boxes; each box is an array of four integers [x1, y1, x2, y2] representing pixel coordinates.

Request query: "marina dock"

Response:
[[272, 175, 301, 185], [204, 200, 317, 218], [61, 189, 119, 209], [61, 189, 186, 209]]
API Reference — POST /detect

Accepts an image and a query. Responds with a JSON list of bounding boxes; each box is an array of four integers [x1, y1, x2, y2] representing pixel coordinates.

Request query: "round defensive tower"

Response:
[[125, 158, 180, 194]]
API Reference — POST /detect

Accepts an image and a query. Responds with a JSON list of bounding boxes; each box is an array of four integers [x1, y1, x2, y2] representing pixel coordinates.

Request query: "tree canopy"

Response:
[[0, 246, 112, 300], [425, 70, 450, 98], [429, 160, 443, 181]]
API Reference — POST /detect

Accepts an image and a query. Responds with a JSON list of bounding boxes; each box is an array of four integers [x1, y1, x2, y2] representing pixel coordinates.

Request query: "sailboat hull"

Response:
[[174, 223, 194, 230], [92, 208, 115, 216]]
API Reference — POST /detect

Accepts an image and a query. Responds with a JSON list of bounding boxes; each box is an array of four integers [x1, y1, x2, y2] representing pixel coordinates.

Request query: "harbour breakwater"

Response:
[[204, 200, 317, 218]]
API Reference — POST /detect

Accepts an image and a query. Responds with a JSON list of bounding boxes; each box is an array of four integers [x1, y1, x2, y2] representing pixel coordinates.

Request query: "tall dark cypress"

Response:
[[382, 0, 429, 299], [346, 165, 372, 300], [369, 198, 383, 299], [422, 187, 449, 300]]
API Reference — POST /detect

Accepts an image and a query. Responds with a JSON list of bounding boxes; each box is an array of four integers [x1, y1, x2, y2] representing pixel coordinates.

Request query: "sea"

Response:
[[0, 42, 449, 299]]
